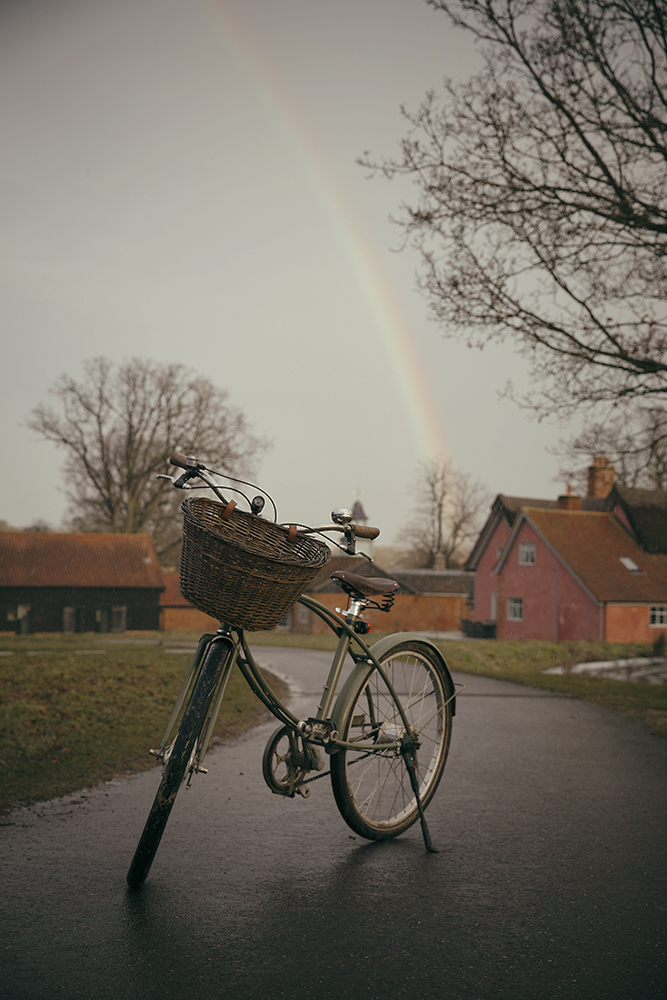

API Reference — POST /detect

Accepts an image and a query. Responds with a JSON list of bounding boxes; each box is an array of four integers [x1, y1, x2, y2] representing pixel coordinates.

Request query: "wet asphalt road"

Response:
[[2, 646, 667, 1000]]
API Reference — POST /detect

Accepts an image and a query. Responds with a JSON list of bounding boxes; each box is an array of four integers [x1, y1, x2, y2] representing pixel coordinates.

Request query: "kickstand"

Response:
[[402, 741, 439, 853]]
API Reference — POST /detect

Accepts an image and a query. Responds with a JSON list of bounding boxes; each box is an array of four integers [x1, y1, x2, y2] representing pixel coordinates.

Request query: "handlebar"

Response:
[[305, 523, 380, 537], [353, 524, 380, 540], [170, 451, 201, 470], [163, 448, 380, 548], [166, 451, 278, 520]]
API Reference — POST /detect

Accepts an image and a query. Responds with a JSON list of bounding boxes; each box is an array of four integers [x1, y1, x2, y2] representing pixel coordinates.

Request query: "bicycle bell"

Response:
[[331, 507, 353, 524]]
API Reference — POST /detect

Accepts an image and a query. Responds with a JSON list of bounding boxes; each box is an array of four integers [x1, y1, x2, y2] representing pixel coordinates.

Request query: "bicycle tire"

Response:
[[330, 640, 453, 840], [126, 637, 232, 888]]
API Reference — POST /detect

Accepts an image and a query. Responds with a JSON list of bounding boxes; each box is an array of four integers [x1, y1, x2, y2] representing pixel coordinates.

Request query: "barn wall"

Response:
[[0, 587, 161, 633]]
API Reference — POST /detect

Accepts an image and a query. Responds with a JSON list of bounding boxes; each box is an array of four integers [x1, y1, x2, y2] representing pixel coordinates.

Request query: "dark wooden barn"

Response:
[[0, 533, 165, 633]]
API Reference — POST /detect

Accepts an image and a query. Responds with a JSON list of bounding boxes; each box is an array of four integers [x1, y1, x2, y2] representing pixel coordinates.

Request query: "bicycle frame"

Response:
[[128, 455, 458, 887], [154, 592, 432, 774]]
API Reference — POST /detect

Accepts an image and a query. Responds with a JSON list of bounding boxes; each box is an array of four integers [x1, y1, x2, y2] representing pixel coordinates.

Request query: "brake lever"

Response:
[[156, 474, 193, 489]]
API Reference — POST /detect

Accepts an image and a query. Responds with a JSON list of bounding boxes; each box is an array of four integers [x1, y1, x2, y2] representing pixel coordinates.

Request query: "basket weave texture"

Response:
[[179, 496, 331, 630]]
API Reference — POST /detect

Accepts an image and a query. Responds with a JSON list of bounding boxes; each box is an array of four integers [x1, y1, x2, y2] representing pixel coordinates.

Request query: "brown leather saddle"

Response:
[[330, 570, 399, 599]]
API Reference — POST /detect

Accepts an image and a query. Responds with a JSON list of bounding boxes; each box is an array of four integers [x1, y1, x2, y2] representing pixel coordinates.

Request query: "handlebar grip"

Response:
[[170, 451, 190, 469], [354, 524, 380, 540]]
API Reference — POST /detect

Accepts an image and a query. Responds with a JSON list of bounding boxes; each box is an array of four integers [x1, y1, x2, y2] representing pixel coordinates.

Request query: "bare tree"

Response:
[[22, 520, 52, 533], [362, 0, 667, 417], [559, 404, 667, 491], [403, 459, 488, 568], [27, 357, 268, 563]]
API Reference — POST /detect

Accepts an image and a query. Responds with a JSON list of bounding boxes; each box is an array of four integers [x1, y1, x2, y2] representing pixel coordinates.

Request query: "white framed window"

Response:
[[298, 604, 309, 626], [518, 541, 536, 566], [507, 597, 523, 621], [649, 605, 667, 627], [490, 592, 497, 620]]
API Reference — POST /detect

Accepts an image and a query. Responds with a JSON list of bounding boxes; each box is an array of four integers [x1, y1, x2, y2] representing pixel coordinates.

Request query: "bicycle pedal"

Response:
[[298, 717, 338, 745]]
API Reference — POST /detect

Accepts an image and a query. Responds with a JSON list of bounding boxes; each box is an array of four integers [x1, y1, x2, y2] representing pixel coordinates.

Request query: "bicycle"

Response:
[[126, 452, 457, 888]]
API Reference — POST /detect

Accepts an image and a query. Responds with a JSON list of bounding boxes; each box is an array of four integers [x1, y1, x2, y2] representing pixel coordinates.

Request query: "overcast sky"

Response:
[[0, 0, 575, 543]]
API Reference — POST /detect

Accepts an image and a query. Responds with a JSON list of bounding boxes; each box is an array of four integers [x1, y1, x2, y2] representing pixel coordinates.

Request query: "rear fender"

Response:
[[330, 632, 456, 746]]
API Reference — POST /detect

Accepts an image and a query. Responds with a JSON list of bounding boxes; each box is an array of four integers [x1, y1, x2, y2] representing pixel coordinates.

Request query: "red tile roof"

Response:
[[523, 509, 667, 602], [466, 492, 612, 570], [390, 569, 474, 596], [0, 533, 164, 589], [160, 571, 191, 607]]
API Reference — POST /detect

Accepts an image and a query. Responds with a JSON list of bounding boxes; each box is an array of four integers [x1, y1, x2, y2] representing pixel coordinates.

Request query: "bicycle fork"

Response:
[[151, 630, 237, 776]]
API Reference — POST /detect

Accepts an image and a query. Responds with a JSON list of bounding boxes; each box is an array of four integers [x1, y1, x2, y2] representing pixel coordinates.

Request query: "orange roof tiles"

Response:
[[0, 533, 164, 589], [522, 509, 667, 602], [160, 571, 191, 607]]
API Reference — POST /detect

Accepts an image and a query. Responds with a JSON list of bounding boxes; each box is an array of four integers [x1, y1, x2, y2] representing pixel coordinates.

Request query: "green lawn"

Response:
[[430, 638, 667, 740], [0, 632, 287, 813], [1, 630, 665, 814]]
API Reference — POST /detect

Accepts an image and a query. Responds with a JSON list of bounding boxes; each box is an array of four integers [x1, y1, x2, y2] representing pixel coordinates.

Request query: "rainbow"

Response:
[[206, 1, 448, 463]]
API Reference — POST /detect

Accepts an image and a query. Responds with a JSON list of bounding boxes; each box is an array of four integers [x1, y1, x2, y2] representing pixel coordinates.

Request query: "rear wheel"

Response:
[[330, 641, 453, 840], [126, 638, 232, 888]]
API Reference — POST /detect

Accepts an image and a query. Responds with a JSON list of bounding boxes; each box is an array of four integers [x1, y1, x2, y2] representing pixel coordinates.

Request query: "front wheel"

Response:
[[126, 637, 232, 889], [330, 641, 453, 840]]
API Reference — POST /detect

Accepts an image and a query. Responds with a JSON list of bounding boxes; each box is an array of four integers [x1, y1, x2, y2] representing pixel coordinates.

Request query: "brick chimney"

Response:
[[558, 485, 582, 510], [587, 456, 615, 498]]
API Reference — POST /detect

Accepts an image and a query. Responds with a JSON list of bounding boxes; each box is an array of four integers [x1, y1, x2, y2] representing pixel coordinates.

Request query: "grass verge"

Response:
[[434, 638, 667, 740], [0, 632, 287, 813]]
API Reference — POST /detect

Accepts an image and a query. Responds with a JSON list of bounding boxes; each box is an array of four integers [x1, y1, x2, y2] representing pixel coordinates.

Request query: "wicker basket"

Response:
[[179, 496, 331, 630]]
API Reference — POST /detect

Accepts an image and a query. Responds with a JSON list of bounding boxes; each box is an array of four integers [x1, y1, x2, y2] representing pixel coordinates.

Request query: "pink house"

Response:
[[466, 459, 667, 642], [496, 503, 667, 641], [466, 494, 563, 627]]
